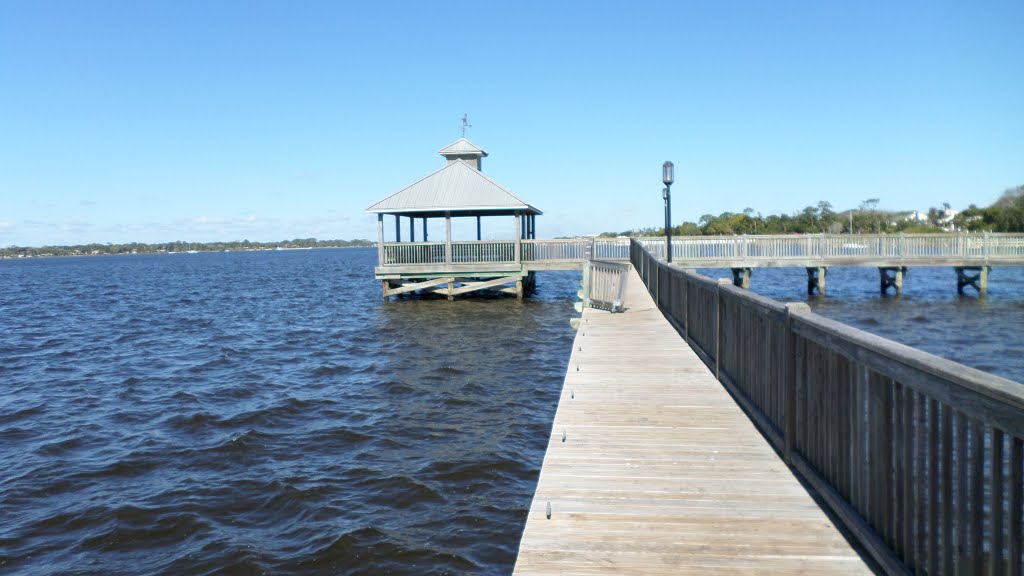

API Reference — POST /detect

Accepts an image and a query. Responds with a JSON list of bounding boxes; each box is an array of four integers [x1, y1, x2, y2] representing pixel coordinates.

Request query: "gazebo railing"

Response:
[[382, 242, 446, 264], [380, 238, 628, 266], [452, 241, 516, 263]]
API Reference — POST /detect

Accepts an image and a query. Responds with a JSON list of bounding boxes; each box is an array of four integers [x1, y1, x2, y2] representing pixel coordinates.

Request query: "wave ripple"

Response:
[[0, 249, 577, 575]]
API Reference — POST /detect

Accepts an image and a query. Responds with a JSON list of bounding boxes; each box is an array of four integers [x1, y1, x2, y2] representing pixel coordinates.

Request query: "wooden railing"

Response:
[[523, 239, 589, 261], [638, 233, 1024, 264], [451, 240, 515, 263], [379, 238, 634, 267], [379, 233, 1024, 269], [631, 238, 1024, 575], [580, 259, 629, 312], [381, 242, 447, 264]]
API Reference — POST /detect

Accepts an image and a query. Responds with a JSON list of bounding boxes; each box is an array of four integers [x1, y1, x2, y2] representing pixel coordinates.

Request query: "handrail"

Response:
[[630, 238, 1024, 575], [636, 233, 1024, 264], [379, 233, 1024, 268]]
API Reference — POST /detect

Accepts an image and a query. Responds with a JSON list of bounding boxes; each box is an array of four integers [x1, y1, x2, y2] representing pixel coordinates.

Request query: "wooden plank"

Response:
[[514, 268, 872, 574]]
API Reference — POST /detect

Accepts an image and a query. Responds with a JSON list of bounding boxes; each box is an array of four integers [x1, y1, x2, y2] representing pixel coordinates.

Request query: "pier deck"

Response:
[[514, 268, 873, 574]]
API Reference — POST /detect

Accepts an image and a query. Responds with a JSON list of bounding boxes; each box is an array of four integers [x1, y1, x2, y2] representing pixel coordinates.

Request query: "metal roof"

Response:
[[438, 137, 488, 157], [366, 160, 541, 216]]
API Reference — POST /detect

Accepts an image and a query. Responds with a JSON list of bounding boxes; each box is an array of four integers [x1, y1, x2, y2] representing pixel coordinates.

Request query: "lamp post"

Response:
[[662, 161, 674, 262]]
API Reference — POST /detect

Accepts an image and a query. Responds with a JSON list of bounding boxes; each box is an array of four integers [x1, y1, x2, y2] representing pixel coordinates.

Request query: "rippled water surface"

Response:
[[0, 249, 577, 575], [2, 250, 1022, 575]]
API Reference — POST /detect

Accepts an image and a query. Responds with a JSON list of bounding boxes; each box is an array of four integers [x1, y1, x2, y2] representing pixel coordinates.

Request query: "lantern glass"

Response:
[[662, 161, 674, 186]]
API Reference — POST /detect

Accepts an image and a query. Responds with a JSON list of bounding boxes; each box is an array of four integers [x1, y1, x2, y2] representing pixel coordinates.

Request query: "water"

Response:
[[0, 249, 577, 575], [1, 251, 1022, 575]]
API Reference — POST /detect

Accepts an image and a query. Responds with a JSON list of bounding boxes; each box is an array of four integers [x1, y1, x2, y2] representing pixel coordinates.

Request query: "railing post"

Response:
[[716, 278, 731, 381], [683, 269, 692, 342], [654, 263, 660, 302], [784, 302, 811, 465], [983, 230, 989, 261]]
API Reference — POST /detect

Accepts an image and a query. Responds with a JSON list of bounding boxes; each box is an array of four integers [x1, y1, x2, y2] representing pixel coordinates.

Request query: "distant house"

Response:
[[904, 207, 960, 231]]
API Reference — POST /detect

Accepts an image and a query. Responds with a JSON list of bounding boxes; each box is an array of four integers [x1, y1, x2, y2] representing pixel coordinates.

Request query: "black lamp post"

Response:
[[662, 161, 674, 262]]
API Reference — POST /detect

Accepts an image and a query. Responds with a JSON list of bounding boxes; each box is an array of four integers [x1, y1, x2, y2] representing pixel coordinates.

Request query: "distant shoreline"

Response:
[[0, 240, 374, 260]]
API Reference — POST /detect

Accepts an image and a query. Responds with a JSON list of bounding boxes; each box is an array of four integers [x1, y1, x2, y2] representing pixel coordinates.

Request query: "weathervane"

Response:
[[461, 113, 472, 137]]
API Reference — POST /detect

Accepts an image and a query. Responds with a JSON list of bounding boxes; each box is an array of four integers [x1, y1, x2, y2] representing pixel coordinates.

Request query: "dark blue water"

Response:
[[2, 250, 1022, 575], [0, 249, 578, 575]]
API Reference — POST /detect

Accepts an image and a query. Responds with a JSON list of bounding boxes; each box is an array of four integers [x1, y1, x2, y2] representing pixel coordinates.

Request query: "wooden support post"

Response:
[[423, 218, 428, 242], [955, 266, 990, 296], [516, 279, 523, 300], [731, 267, 752, 289], [806, 266, 827, 296], [879, 266, 906, 295], [377, 214, 384, 265], [476, 216, 481, 241], [382, 280, 390, 301], [395, 214, 401, 243], [445, 214, 452, 264], [447, 279, 454, 301], [409, 216, 415, 242]]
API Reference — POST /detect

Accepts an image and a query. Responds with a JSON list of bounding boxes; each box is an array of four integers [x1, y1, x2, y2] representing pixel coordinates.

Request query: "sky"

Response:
[[2, 0, 1022, 246]]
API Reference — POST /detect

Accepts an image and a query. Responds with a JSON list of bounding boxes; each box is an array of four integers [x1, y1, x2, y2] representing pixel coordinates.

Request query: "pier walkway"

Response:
[[514, 268, 873, 574]]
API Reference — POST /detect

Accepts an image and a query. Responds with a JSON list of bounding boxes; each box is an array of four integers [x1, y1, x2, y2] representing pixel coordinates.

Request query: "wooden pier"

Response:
[[514, 268, 873, 574], [373, 233, 1024, 299], [515, 239, 1024, 574]]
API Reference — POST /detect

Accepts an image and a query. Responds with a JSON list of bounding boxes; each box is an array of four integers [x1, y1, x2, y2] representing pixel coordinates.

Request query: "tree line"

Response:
[[602, 185, 1024, 237], [1, 238, 374, 259]]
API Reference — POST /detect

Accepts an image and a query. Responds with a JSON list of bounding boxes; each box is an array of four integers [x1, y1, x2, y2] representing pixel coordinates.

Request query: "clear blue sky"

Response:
[[2, 0, 1022, 246]]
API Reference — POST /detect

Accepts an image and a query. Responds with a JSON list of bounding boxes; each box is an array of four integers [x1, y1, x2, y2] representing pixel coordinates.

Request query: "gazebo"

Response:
[[367, 138, 543, 300]]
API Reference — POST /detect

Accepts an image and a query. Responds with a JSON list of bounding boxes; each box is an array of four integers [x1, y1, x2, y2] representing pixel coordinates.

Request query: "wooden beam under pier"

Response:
[[382, 277, 453, 298], [450, 275, 522, 295]]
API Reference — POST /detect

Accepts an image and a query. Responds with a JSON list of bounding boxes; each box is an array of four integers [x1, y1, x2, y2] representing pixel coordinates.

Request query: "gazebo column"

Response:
[[409, 217, 415, 242], [514, 212, 522, 263], [394, 215, 401, 242], [476, 216, 481, 241], [445, 212, 452, 264], [423, 218, 428, 242], [377, 214, 384, 265]]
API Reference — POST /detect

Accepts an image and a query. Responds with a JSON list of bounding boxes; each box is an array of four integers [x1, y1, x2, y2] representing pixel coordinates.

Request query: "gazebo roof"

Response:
[[366, 159, 542, 217], [438, 137, 488, 157]]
